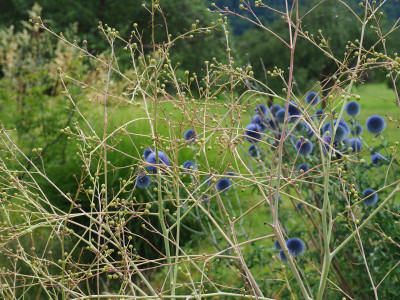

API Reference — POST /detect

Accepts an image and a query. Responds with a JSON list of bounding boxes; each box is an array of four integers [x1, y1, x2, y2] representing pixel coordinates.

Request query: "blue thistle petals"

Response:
[[345, 101, 361, 116], [248, 144, 259, 157], [286, 238, 305, 256], [366, 115, 386, 135], [362, 188, 378, 206], [315, 109, 324, 118], [184, 129, 197, 142], [349, 138, 362, 152], [255, 104, 268, 117], [251, 115, 267, 131], [216, 178, 231, 192], [371, 153, 385, 165], [183, 160, 196, 171], [274, 240, 282, 250], [270, 104, 282, 117], [288, 101, 301, 116], [136, 174, 151, 189], [276, 109, 286, 124], [298, 163, 310, 173], [331, 124, 348, 142], [146, 151, 171, 173], [305, 91, 320, 105], [143, 148, 154, 160], [244, 123, 262, 143], [296, 139, 313, 155], [279, 249, 288, 262], [351, 123, 363, 136]]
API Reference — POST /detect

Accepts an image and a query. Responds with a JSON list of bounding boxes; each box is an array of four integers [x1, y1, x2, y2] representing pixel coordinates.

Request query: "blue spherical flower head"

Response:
[[296, 139, 313, 155], [143, 148, 154, 160], [305, 91, 320, 105], [366, 115, 386, 135], [345, 101, 361, 116], [349, 138, 362, 152], [315, 109, 324, 118], [279, 249, 288, 262], [330, 124, 348, 142], [146, 151, 170, 173], [287, 238, 305, 256], [136, 174, 151, 189], [248, 144, 259, 157], [255, 104, 268, 117], [274, 240, 282, 250], [288, 101, 301, 122], [251, 115, 267, 131], [216, 178, 231, 192], [276, 109, 286, 124], [244, 123, 262, 143], [371, 153, 385, 165], [298, 163, 310, 173], [351, 123, 363, 136], [270, 104, 282, 117], [266, 118, 278, 131], [183, 160, 196, 171], [184, 129, 197, 142], [362, 188, 378, 206]]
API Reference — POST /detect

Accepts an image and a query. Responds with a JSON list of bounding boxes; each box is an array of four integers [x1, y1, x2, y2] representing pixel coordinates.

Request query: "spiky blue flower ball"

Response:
[[349, 138, 362, 152], [362, 188, 378, 206], [305, 91, 320, 105], [351, 124, 363, 136], [276, 109, 286, 124], [315, 109, 324, 118], [298, 163, 310, 173], [294, 122, 306, 132], [184, 129, 197, 142], [366, 115, 386, 135], [146, 151, 170, 173], [266, 118, 278, 131], [244, 123, 262, 143], [251, 115, 267, 131], [288, 101, 301, 117], [255, 104, 268, 117], [296, 139, 313, 155], [216, 178, 231, 192], [270, 104, 282, 117], [183, 160, 196, 171], [274, 240, 282, 250], [345, 101, 361, 116], [287, 238, 305, 256], [136, 174, 151, 188], [330, 124, 348, 142], [279, 249, 288, 262], [248, 144, 259, 157], [371, 153, 385, 165], [143, 148, 154, 160]]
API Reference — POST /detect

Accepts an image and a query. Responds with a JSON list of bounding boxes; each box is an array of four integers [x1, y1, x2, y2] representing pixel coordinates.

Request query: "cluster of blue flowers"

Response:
[[274, 237, 306, 262]]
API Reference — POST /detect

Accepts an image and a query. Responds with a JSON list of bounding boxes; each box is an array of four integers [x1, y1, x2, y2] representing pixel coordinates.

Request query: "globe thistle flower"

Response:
[[255, 104, 268, 117], [136, 174, 151, 188], [248, 144, 259, 157], [294, 122, 306, 132], [323, 120, 349, 137], [345, 101, 361, 116], [183, 160, 196, 171], [322, 135, 341, 158], [270, 104, 282, 117], [351, 123, 363, 136], [296, 139, 313, 155], [274, 240, 282, 250], [305, 91, 320, 105], [244, 123, 262, 143], [266, 118, 278, 131], [286, 237, 305, 256], [349, 138, 362, 152], [297, 163, 310, 173], [362, 188, 378, 206], [315, 109, 324, 118], [251, 115, 267, 131], [288, 101, 301, 116], [143, 147, 154, 160], [366, 115, 386, 135], [146, 150, 170, 173], [295, 202, 303, 211], [216, 178, 231, 192], [330, 124, 348, 142], [184, 129, 197, 142], [371, 153, 385, 165], [279, 249, 288, 262], [276, 109, 286, 124]]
